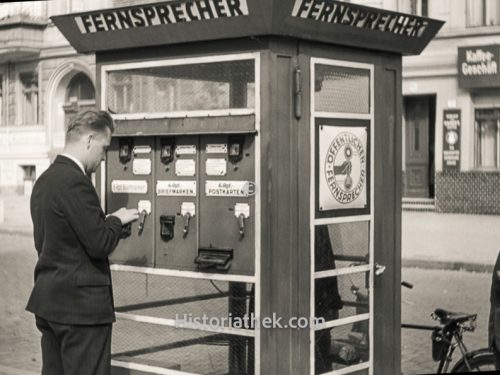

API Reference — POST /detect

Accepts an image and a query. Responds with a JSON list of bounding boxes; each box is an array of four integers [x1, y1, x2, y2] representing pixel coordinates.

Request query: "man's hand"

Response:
[[334, 160, 352, 175], [111, 208, 140, 225]]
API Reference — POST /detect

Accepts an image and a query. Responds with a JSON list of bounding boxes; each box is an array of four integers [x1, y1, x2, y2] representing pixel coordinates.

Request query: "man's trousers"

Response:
[[35, 315, 112, 375]]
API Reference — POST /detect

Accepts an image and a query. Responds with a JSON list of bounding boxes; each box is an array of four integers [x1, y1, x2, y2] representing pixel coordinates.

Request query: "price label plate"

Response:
[[157, 181, 197, 196], [206, 158, 227, 176], [111, 180, 148, 194], [205, 180, 256, 197], [132, 159, 152, 175]]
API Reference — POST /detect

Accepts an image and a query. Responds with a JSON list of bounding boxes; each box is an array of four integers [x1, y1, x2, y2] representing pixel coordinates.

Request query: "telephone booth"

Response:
[[53, 1, 443, 374]]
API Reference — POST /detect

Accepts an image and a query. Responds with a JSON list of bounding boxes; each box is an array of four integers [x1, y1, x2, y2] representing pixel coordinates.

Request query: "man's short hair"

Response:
[[65, 110, 115, 143]]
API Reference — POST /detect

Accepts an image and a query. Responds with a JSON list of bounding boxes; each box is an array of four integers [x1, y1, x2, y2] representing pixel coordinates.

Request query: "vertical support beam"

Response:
[[295, 50, 311, 375], [260, 41, 305, 375], [373, 59, 402, 375]]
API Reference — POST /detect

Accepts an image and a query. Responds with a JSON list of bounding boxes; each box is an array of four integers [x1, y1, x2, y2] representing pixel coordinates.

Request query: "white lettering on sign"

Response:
[[75, 0, 249, 34], [443, 113, 460, 130], [205, 180, 255, 197], [206, 158, 227, 176], [132, 158, 152, 175], [157, 180, 197, 196], [291, 0, 428, 38], [111, 180, 148, 194], [462, 49, 498, 76], [206, 144, 228, 154], [175, 159, 196, 176]]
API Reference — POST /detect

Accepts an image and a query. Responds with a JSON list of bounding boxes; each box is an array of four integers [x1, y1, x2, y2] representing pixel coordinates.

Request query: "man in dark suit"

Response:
[[26, 110, 139, 375], [489, 251, 500, 369]]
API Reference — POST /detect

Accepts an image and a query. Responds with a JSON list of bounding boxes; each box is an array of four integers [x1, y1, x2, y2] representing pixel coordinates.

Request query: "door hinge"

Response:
[[294, 66, 302, 120]]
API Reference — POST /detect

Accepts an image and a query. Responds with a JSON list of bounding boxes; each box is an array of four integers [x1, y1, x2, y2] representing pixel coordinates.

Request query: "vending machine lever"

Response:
[[238, 213, 245, 237], [180, 202, 195, 237], [138, 210, 148, 235], [183, 212, 191, 236], [234, 203, 250, 238]]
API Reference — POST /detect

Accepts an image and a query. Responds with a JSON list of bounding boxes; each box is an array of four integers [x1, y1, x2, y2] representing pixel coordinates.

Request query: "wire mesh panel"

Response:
[[314, 64, 370, 114], [112, 271, 254, 327], [112, 271, 255, 374], [314, 322, 369, 374], [112, 319, 255, 375], [106, 59, 255, 114], [315, 272, 369, 322], [315, 222, 370, 272]]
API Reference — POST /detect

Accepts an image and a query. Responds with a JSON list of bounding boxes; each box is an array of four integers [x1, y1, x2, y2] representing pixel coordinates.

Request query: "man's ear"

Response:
[[86, 134, 94, 149]]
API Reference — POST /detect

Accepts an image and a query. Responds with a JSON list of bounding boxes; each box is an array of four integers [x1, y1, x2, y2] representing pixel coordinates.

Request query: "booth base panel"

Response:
[[112, 356, 181, 375]]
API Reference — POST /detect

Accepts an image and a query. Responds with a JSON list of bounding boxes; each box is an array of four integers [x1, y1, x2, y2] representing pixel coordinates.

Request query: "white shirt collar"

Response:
[[61, 153, 86, 175]]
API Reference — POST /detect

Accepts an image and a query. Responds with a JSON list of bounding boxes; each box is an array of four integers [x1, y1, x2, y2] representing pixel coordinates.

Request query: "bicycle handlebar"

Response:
[[402, 281, 414, 289]]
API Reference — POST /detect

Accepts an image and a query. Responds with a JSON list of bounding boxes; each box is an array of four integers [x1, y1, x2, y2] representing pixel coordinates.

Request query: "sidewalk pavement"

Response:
[[1, 194, 499, 272], [402, 210, 500, 273]]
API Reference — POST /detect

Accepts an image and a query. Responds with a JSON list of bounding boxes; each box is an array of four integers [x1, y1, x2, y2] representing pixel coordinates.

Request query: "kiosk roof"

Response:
[[52, 0, 444, 56]]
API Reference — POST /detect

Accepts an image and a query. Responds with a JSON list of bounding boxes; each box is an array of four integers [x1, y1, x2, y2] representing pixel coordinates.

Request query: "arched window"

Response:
[[66, 72, 94, 102]]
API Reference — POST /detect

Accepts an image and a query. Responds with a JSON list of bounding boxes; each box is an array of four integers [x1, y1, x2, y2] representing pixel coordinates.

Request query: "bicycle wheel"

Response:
[[451, 349, 496, 372]]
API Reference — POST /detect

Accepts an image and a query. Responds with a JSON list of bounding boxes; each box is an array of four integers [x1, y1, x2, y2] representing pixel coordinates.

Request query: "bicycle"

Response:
[[401, 281, 496, 373]]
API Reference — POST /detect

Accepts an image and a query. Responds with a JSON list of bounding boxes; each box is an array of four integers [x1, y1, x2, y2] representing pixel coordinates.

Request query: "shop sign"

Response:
[[442, 109, 460, 171], [458, 45, 500, 89]]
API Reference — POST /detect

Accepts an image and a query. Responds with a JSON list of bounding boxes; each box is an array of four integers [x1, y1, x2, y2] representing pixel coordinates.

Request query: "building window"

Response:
[[466, 0, 500, 27], [0, 75, 3, 127], [474, 108, 500, 168], [410, 0, 428, 17], [22, 165, 36, 181], [66, 72, 95, 102], [20, 72, 39, 125]]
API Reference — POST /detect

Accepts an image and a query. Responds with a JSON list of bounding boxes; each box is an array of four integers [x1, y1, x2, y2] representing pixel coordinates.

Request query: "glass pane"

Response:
[[107, 59, 255, 114], [113, 319, 254, 375], [315, 272, 369, 322], [314, 64, 370, 114], [487, 0, 500, 26], [315, 222, 370, 272], [113, 272, 254, 329], [315, 322, 369, 374], [478, 120, 497, 167], [414, 123, 420, 151], [67, 72, 95, 101], [466, 0, 485, 27]]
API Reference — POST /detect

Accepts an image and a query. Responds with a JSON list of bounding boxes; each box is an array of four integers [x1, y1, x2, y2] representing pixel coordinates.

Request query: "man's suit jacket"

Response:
[[489, 251, 500, 350], [26, 155, 122, 325]]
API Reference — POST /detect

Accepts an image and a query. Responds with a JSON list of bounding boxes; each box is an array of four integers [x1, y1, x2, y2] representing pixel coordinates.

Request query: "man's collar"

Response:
[[60, 153, 86, 175]]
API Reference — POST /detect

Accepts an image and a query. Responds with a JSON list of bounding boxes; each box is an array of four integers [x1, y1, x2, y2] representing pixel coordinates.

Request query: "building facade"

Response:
[[2, 0, 500, 215], [361, 0, 500, 214], [0, 0, 120, 194]]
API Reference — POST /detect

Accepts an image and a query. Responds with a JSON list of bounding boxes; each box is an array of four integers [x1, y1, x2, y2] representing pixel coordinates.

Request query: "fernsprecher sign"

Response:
[[458, 45, 500, 89], [75, 0, 249, 33], [291, 0, 428, 37], [319, 126, 367, 211]]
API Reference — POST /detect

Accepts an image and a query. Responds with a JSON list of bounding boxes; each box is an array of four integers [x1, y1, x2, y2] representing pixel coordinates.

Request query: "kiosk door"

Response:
[[311, 59, 374, 375]]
